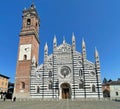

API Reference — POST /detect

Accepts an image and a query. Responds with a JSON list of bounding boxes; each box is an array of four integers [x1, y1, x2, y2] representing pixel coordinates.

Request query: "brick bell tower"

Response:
[[14, 4, 40, 98]]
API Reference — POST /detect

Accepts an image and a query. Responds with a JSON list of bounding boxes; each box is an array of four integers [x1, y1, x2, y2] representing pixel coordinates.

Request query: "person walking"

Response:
[[3, 94, 6, 101], [12, 96, 16, 102]]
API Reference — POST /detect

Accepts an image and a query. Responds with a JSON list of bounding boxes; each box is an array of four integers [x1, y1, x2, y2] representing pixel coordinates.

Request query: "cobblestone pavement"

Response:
[[0, 99, 120, 109]]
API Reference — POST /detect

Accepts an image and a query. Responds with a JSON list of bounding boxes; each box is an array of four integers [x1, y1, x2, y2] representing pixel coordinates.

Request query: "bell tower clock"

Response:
[[14, 4, 40, 98]]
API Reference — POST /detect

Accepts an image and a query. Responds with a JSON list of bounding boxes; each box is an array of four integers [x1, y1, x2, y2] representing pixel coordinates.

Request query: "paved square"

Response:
[[0, 99, 120, 109]]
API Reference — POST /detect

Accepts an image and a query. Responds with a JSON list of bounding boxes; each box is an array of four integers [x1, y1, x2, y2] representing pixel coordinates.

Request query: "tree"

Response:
[[108, 79, 112, 82], [103, 78, 107, 84], [118, 78, 120, 81]]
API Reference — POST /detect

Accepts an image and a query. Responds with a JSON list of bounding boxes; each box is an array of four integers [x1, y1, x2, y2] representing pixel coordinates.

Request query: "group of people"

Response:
[[0, 92, 16, 102], [0, 92, 6, 101], [0, 94, 5, 101]]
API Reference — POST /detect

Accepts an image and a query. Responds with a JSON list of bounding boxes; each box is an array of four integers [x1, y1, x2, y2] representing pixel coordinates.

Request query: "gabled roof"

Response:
[[109, 81, 120, 85], [0, 74, 9, 79], [102, 81, 120, 86]]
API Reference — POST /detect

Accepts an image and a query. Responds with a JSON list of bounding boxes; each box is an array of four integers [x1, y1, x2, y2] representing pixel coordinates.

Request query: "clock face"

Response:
[[60, 66, 71, 78], [24, 47, 29, 52], [19, 44, 32, 60]]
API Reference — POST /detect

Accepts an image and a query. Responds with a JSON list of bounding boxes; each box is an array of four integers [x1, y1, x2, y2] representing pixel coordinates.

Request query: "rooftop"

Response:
[[102, 81, 120, 85], [0, 74, 9, 79]]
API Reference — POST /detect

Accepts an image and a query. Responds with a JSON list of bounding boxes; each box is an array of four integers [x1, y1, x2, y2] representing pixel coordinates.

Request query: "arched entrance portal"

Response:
[[61, 83, 71, 99]]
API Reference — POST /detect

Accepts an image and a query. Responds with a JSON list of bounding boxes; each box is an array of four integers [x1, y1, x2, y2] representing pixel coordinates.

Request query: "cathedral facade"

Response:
[[14, 4, 103, 99]]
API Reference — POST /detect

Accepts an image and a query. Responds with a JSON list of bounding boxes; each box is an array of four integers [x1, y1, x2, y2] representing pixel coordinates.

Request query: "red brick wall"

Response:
[[14, 35, 39, 95]]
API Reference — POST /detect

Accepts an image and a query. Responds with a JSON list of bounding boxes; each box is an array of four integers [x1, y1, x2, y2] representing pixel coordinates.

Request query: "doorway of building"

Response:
[[61, 83, 71, 99]]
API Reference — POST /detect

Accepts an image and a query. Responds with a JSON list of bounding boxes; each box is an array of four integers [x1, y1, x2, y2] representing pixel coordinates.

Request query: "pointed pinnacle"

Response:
[[95, 47, 99, 58], [45, 42, 48, 51], [53, 35, 57, 44], [82, 38, 86, 48], [72, 32, 75, 42]]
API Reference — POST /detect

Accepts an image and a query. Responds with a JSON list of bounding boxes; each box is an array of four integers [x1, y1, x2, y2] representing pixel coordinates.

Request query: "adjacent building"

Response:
[[13, 4, 103, 99], [102, 83, 110, 98], [0, 74, 9, 93], [109, 81, 120, 99], [102, 81, 120, 99]]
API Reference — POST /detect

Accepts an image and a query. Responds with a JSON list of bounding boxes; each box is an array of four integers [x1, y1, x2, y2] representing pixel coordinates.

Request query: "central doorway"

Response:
[[61, 83, 71, 99]]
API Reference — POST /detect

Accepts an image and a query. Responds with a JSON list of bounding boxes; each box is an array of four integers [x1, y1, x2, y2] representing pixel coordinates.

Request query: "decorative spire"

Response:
[[63, 36, 66, 44], [95, 47, 99, 58], [94, 47, 101, 99], [82, 38, 86, 48], [72, 32, 76, 50], [44, 42, 48, 62], [95, 47, 100, 62], [44, 42, 48, 52], [82, 38, 86, 59], [72, 32, 75, 43], [53, 35, 57, 46]]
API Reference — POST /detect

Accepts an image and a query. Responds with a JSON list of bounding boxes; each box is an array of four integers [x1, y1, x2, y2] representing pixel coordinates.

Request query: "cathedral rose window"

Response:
[[60, 66, 71, 78]]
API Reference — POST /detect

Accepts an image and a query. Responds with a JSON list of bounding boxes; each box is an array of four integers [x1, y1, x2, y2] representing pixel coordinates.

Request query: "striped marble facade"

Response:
[[30, 34, 103, 99]]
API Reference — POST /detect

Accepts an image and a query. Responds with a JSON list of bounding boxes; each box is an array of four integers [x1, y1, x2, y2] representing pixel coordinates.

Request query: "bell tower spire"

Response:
[[21, 3, 40, 42], [14, 4, 40, 98]]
